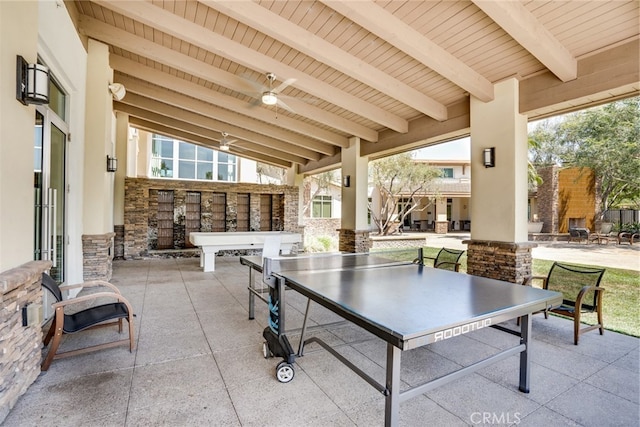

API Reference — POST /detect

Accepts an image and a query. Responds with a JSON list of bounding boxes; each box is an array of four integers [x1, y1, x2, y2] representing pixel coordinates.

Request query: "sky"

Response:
[[413, 136, 470, 161]]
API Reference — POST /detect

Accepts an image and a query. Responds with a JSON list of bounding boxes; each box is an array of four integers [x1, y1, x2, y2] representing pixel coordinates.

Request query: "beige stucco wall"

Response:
[[0, 2, 38, 271], [0, 1, 88, 282]]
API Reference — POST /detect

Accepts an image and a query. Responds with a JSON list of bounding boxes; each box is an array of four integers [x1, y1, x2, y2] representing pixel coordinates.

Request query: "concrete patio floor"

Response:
[[4, 255, 639, 426]]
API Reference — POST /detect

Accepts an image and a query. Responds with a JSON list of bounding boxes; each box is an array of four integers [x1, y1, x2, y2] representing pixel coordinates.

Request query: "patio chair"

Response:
[[588, 223, 617, 244], [524, 262, 605, 345], [41, 273, 135, 371], [568, 227, 590, 244], [617, 231, 639, 245], [418, 247, 465, 272]]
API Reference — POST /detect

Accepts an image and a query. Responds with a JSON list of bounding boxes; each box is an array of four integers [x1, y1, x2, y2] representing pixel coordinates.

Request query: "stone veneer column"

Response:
[[435, 221, 448, 234], [0, 260, 51, 423], [463, 239, 536, 284], [536, 166, 559, 233], [82, 232, 115, 281], [338, 229, 371, 253], [113, 225, 125, 259]]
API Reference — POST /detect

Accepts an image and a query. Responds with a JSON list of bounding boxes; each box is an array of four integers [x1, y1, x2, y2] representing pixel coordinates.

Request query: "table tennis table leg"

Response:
[[519, 314, 531, 393], [385, 344, 401, 427], [248, 267, 255, 320]]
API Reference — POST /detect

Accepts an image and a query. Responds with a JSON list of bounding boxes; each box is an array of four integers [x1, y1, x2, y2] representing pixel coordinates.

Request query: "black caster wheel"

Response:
[[275, 361, 295, 383], [262, 342, 272, 359]]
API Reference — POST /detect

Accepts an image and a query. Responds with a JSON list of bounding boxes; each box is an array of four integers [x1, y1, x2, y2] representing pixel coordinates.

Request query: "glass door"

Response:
[[34, 107, 67, 283]]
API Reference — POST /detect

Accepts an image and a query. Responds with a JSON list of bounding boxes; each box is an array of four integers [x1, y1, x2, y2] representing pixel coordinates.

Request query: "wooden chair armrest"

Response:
[[52, 291, 132, 310], [59, 280, 122, 294], [575, 285, 605, 310]]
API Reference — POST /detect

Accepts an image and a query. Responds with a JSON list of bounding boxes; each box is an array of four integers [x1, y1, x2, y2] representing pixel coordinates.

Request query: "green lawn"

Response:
[[375, 247, 639, 338]]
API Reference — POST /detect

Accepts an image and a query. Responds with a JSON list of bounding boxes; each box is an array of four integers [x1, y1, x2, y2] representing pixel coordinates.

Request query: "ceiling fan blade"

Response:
[[276, 98, 296, 114], [273, 77, 296, 93], [237, 73, 266, 93]]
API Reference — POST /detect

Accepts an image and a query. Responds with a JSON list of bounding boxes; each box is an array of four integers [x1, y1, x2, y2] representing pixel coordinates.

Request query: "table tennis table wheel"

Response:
[[276, 361, 295, 383], [263, 342, 272, 359]]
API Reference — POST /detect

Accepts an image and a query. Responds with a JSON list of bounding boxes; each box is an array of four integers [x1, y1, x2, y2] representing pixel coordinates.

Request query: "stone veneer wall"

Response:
[[536, 166, 559, 233], [338, 229, 371, 253], [0, 260, 51, 423], [463, 240, 536, 285], [370, 235, 426, 250], [124, 178, 302, 258], [435, 221, 448, 234], [303, 218, 341, 240], [82, 232, 115, 281]]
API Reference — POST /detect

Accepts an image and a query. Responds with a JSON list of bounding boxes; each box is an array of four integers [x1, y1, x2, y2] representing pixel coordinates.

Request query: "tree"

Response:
[[302, 170, 338, 217], [369, 153, 441, 235], [528, 98, 640, 214]]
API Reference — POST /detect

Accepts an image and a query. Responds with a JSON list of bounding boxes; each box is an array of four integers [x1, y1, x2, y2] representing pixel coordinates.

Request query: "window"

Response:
[[151, 135, 236, 182], [312, 195, 332, 218], [440, 168, 454, 178]]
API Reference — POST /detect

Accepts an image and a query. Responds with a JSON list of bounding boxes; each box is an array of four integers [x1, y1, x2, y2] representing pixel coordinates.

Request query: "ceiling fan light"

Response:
[[219, 143, 230, 151], [262, 91, 278, 105]]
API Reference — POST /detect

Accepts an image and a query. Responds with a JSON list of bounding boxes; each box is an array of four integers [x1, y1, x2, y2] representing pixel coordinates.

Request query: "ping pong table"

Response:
[[239, 252, 562, 427]]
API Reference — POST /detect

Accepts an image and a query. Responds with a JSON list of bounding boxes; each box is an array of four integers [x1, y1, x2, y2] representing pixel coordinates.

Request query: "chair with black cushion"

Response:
[[419, 247, 465, 272], [41, 273, 135, 371], [568, 227, 590, 243], [524, 262, 605, 345]]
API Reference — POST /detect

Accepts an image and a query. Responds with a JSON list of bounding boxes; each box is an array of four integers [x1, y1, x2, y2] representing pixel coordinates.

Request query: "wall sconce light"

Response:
[[106, 155, 118, 172], [343, 175, 351, 188], [16, 55, 50, 105], [108, 83, 126, 101], [483, 147, 495, 168]]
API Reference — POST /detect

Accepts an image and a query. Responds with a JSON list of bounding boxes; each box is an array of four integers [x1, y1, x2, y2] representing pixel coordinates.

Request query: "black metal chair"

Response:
[[419, 247, 465, 272], [568, 227, 590, 244], [41, 273, 135, 371], [525, 262, 605, 345]]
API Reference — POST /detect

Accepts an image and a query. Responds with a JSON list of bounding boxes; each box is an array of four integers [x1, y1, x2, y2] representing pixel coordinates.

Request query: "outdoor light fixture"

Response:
[[219, 143, 230, 151], [261, 91, 278, 105], [483, 147, 495, 168], [343, 175, 351, 188], [16, 55, 50, 105], [106, 155, 118, 172], [108, 83, 126, 101]]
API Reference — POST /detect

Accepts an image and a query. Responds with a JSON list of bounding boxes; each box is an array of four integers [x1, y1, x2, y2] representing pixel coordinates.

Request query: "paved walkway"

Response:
[[420, 232, 640, 271]]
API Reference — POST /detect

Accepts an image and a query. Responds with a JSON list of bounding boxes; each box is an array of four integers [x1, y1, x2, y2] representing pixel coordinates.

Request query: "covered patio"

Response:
[[4, 256, 638, 426]]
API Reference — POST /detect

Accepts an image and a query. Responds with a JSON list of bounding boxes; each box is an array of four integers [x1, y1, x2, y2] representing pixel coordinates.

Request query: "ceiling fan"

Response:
[[241, 72, 297, 112], [218, 132, 237, 151]]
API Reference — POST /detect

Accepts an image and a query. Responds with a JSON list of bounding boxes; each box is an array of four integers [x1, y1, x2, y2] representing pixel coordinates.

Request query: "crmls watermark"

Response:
[[470, 412, 522, 425]]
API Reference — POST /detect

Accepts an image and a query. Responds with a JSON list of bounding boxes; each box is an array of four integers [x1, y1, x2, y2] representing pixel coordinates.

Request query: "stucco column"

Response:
[[82, 39, 116, 279], [339, 137, 370, 252], [434, 197, 448, 234], [465, 78, 535, 284]]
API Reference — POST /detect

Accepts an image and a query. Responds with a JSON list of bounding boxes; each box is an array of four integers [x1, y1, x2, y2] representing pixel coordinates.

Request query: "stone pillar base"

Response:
[[0, 260, 51, 424], [435, 221, 448, 234], [338, 229, 371, 253], [82, 232, 116, 281], [462, 239, 537, 284]]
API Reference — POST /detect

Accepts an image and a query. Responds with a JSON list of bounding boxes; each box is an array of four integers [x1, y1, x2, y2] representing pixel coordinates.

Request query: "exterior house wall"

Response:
[[533, 166, 596, 234], [558, 168, 596, 232]]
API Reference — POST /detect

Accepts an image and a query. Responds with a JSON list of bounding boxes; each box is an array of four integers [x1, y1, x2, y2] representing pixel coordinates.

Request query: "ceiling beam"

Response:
[[203, 0, 448, 121], [129, 118, 292, 169], [115, 72, 337, 157], [78, 14, 378, 142], [111, 57, 346, 150], [320, 0, 493, 103], [472, 0, 577, 82], [114, 93, 322, 163], [93, 0, 396, 137], [121, 107, 306, 166]]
